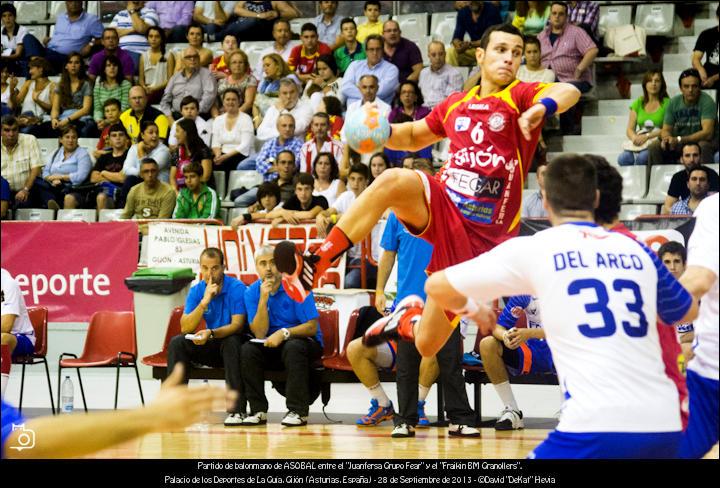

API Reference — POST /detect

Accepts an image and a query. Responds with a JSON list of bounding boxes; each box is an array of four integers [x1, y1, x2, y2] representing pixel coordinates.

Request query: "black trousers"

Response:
[[240, 337, 322, 416], [166, 334, 246, 414], [394, 326, 475, 426]]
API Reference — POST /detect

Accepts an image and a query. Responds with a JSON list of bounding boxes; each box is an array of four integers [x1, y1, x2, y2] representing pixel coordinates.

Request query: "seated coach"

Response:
[[166, 247, 248, 426], [240, 245, 323, 427]]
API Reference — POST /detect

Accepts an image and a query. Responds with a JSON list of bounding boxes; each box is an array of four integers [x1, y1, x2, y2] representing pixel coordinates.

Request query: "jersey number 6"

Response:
[[568, 278, 649, 338]]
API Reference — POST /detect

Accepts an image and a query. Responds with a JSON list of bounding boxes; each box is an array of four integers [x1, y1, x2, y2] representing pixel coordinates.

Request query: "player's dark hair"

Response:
[[479, 24, 524, 50], [201, 247, 225, 266], [585, 154, 623, 225], [658, 241, 687, 264], [349, 163, 370, 180], [544, 154, 597, 215]]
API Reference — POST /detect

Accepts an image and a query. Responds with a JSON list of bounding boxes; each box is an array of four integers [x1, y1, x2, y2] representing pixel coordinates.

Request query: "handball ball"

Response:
[[344, 104, 391, 154]]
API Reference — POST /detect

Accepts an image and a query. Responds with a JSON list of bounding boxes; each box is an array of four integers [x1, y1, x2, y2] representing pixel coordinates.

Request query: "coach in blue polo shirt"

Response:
[[166, 247, 248, 426], [240, 245, 323, 427]]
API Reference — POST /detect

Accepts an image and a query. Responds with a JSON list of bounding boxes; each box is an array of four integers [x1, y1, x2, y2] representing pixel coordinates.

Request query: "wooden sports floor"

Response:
[[85, 413, 719, 459]]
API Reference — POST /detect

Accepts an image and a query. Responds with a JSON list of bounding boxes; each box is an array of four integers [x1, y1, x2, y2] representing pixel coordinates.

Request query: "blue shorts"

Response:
[[529, 430, 682, 459], [502, 338, 554, 376], [0, 176, 10, 202], [11, 334, 35, 358], [679, 369, 720, 459]]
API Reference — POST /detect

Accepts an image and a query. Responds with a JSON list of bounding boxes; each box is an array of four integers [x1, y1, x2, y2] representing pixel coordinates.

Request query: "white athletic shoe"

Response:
[[391, 423, 416, 438], [224, 413, 246, 426], [494, 406, 524, 430], [242, 412, 268, 425], [281, 411, 308, 427], [448, 424, 481, 437]]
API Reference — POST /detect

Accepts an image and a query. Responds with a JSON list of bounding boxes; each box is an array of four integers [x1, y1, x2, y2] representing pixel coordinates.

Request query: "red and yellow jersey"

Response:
[[424, 80, 552, 243]]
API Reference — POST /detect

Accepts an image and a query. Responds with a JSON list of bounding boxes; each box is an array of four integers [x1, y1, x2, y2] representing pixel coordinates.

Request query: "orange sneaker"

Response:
[[274, 241, 319, 303], [363, 295, 424, 347]]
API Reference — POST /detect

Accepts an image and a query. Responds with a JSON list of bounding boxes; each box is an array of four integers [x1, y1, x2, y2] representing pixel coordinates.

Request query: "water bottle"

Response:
[[60, 376, 74, 413]]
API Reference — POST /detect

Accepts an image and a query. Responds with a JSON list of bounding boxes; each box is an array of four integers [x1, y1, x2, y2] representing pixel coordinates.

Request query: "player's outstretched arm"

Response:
[[4, 365, 231, 459], [425, 271, 497, 336], [678, 265, 715, 323], [385, 118, 442, 153], [518, 83, 581, 141]]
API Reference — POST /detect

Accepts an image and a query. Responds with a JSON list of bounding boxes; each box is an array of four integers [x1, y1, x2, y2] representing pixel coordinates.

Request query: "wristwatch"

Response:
[[281, 328, 290, 341], [209, 329, 215, 340]]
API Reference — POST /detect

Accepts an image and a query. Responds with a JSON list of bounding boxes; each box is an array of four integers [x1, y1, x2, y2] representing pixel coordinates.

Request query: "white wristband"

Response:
[[450, 297, 479, 318]]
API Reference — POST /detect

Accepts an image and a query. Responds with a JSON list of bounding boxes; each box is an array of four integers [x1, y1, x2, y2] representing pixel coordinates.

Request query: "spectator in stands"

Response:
[[382, 20, 423, 84], [691, 5, 719, 90], [211, 88, 254, 173], [221, 1, 301, 43], [288, 23, 332, 85], [1, 115, 43, 210], [257, 78, 313, 141], [317, 95, 344, 139], [110, 1, 160, 69], [38, 125, 92, 210], [170, 118, 214, 195], [618, 71, 669, 167], [216, 50, 258, 116], [253, 19, 298, 80], [16, 58, 54, 135], [166, 246, 246, 424], [316, 163, 379, 288], [538, 1, 598, 135], [312, 152, 345, 207], [230, 181, 282, 227], [235, 143, 300, 207], [657, 241, 694, 361], [342, 37, 399, 107], [94, 99, 126, 159], [121, 157, 175, 220], [161, 47, 217, 122], [1, 65, 18, 115], [512, 1, 551, 36], [356, 1, 384, 43], [0, 177, 9, 219], [401, 153, 418, 169], [120, 85, 170, 143], [176, 23, 215, 71], [517, 36, 555, 83], [257, 53, 291, 101], [240, 244, 323, 427], [168, 96, 212, 152], [315, 1, 342, 48], [243, 113, 302, 179], [22, 1, 104, 71], [258, 149, 298, 205], [172, 162, 220, 219], [49, 52, 97, 138], [663, 142, 720, 214], [522, 161, 549, 218], [447, 1, 502, 67], [210, 34, 238, 81], [138, 26, 175, 105], [418, 41, 463, 110], [87, 28, 136, 82], [300, 113, 343, 173], [146, 1, 194, 43], [671, 165, 712, 215], [369, 152, 390, 184], [93, 56, 132, 131], [121, 120, 171, 201], [567, 1, 599, 43], [90, 123, 129, 210], [303, 54, 343, 110], [334, 17, 366, 77], [263, 172, 329, 227], [193, 1, 233, 42], [386, 81, 432, 165], [649, 69, 718, 166], [0, 4, 28, 76]]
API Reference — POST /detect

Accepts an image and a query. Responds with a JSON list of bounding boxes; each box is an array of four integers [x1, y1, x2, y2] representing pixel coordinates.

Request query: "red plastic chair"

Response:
[[322, 308, 360, 371], [57, 311, 144, 411], [141, 307, 183, 368], [317, 309, 339, 361], [13, 307, 55, 414]]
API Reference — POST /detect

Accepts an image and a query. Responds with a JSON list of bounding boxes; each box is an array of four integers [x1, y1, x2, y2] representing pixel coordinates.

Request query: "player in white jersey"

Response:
[[678, 193, 719, 459], [480, 295, 554, 430], [1, 268, 36, 398], [424, 154, 698, 458]]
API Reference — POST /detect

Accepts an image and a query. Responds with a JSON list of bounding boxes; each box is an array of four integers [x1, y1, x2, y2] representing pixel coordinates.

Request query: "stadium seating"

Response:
[[416, 35, 432, 66], [98, 209, 124, 222], [598, 5, 633, 38], [57, 311, 144, 411], [395, 13, 428, 40], [15, 1, 47, 23], [13, 307, 54, 415], [430, 12, 458, 45], [224, 170, 262, 201], [620, 203, 659, 220], [694, 17, 717, 35], [14, 208, 55, 221], [213, 171, 226, 206], [576, 115, 626, 136], [353, 14, 391, 26], [289, 17, 316, 34], [663, 53, 692, 71], [526, 172, 538, 190], [635, 4, 675, 36], [48, 0, 66, 22], [617, 166, 648, 202], [56, 209, 98, 222], [640, 164, 683, 205], [240, 41, 275, 74]]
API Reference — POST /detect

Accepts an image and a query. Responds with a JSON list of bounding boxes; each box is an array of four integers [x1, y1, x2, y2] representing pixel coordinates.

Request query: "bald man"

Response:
[[160, 46, 217, 121]]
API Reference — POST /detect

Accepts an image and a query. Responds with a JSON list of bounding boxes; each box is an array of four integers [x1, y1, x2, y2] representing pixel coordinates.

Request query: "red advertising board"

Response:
[[1, 221, 139, 322]]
